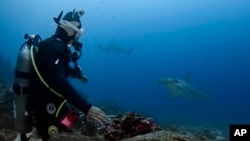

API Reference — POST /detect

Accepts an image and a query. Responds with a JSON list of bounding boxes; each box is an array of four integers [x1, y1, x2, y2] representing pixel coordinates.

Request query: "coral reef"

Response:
[[0, 82, 14, 130], [0, 129, 18, 141], [98, 111, 161, 141], [80, 116, 100, 136], [0, 53, 15, 131], [0, 80, 227, 141]]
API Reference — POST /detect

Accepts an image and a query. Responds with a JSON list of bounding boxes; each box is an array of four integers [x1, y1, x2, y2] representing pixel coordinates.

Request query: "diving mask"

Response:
[[59, 20, 84, 40]]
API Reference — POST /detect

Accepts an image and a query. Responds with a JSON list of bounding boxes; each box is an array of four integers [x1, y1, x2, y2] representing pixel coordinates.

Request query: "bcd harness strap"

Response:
[[30, 45, 67, 118]]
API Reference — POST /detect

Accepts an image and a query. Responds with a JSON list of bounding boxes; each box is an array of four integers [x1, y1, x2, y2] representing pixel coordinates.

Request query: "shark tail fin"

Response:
[[184, 71, 190, 83]]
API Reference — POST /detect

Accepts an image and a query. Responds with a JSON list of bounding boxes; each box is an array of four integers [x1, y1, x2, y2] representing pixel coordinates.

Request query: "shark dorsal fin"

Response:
[[184, 71, 190, 83]]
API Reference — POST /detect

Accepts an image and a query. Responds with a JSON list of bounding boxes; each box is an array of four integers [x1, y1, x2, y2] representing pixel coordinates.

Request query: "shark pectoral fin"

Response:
[[165, 84, 181, 98], [127, 52, 130, 56], [127, 46, 136, 56]]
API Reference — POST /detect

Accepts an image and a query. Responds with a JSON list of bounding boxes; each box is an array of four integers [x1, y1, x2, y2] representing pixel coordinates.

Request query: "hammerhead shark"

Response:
[[97, 40, 136, 56], [157, 72, 211, 101]]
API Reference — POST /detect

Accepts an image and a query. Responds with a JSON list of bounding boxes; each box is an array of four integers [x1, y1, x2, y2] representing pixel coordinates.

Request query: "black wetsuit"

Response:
[[28, 35, 91, 140]]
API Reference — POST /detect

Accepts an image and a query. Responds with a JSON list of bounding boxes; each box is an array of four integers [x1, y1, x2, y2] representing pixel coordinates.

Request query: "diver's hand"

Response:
[[80, 75, 89, 83], [72, 65, 89, 83], [74, 64, 82, 76], [87, 106, 108, 124]]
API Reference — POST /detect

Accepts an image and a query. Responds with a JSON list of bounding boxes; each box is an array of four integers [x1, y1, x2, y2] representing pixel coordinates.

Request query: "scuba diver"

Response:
[[13, 9, 108, 141]]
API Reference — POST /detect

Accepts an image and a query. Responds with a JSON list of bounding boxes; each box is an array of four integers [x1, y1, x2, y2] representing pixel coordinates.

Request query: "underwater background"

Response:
[[0, 0, 250, 135]]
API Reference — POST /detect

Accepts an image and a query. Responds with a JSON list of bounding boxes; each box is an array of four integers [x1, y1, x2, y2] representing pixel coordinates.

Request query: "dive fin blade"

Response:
[[53, 11, 63, 24]]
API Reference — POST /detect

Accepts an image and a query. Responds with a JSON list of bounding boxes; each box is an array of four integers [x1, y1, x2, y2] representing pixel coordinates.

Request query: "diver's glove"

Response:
[[74, 64, 82, 76], [79, 75, 89, 83], [74, 65, 89, 83], [69, 65, 89, 83], [87, 106, 109, 124]]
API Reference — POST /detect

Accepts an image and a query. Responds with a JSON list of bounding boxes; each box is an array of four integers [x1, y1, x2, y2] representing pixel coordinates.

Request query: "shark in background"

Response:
[[157, 72, 211, 101], [97, 40, 136, 56]]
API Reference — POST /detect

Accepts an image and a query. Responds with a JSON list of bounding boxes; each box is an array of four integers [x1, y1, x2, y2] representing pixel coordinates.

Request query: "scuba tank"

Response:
[[13, 34, 42, 133], [13, 34, 85, 134]]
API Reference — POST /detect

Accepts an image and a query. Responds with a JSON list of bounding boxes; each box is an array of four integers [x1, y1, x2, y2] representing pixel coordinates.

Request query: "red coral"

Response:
[[98, 112, 161, 141]]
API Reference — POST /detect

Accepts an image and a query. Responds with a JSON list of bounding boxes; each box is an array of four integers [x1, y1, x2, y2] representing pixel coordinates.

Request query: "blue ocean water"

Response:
[[1, 0, 250, 133]]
